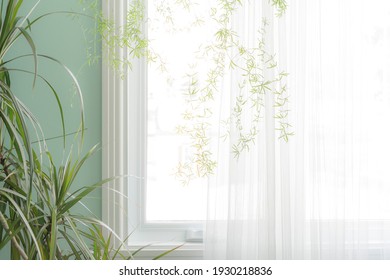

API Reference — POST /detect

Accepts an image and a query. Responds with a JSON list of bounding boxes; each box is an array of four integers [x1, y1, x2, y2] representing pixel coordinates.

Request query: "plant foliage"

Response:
[[82, 0, 291, 185], [0, 0, 130, 260]]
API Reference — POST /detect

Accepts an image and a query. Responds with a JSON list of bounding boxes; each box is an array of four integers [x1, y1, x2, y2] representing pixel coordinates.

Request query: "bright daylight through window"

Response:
[[145, 0, 218, 223]]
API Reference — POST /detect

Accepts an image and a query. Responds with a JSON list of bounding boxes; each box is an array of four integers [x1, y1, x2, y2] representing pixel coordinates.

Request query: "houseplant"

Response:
[[0, 0, 130, 260]]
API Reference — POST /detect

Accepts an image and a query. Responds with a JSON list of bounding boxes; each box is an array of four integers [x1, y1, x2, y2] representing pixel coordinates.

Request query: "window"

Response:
[[103, 0, 390, 260], [101, 0, 214, 259]]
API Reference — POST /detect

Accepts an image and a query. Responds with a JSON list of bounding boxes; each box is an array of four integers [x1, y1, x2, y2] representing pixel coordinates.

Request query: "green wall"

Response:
[[0, 0, 102, 259]]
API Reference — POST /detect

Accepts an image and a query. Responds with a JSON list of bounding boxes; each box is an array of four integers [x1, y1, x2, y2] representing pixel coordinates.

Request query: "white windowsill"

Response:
[[126, 243, 204, 260]]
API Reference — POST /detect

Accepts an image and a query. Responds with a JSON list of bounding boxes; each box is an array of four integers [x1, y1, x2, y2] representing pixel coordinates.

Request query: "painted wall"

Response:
[[0, 0, 102, 259]]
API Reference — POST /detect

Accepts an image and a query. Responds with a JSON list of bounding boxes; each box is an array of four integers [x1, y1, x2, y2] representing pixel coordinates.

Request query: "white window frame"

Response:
[[101, 0, 203, 259]]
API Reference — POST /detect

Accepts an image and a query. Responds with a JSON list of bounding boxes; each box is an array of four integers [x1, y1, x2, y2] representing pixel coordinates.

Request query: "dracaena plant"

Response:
[[0, 0, 131, 260]]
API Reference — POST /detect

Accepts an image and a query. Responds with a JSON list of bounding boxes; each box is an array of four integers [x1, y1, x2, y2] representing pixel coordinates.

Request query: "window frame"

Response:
[[101, 0, 203, 259]]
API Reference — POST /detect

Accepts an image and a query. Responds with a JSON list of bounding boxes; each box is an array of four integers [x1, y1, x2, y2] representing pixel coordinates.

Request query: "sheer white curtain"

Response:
[[205, 0, 390, 259]]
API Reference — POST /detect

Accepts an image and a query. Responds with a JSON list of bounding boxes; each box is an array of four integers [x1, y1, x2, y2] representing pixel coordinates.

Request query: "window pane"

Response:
[[146, 0, 216, 222]]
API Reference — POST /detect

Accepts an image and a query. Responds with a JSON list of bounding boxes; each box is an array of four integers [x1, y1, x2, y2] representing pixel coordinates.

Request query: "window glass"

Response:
[[146, 0, 217, 222]]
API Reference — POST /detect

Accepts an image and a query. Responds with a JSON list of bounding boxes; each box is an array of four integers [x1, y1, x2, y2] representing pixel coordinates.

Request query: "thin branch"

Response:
[[0, 211, 28, 260]]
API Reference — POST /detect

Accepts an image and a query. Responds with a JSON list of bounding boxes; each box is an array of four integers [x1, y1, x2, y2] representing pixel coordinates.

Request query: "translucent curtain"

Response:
[[205, 0, 390, 259], [205, 0, 282, 260]]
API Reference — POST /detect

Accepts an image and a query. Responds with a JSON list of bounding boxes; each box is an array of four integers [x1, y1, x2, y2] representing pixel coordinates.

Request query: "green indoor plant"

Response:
[[0, 0, 130, 260]]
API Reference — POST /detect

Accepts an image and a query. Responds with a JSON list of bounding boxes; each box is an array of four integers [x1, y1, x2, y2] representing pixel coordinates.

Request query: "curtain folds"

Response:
[[204, 0, 390, 259]]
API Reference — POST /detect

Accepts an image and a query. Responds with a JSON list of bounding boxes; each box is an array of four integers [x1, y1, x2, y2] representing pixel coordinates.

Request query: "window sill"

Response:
[[126, 243, 204, 260]]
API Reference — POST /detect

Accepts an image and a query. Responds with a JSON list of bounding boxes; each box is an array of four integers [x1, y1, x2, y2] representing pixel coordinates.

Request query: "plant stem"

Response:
[[0, 211, 28, 260], [0, 149, 29, 260]]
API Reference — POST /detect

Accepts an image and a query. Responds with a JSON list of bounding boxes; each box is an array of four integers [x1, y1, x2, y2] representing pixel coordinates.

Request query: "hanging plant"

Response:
[[80, 0, 292, 185]]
